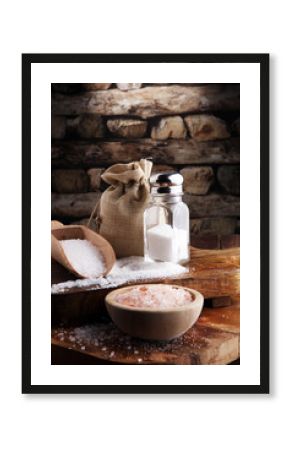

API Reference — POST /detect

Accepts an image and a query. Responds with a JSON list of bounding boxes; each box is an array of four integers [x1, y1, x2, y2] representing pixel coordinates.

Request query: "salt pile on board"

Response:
[[51, 256, 188, 294], [114, 285, 192, 309], [60, 239, 105, 278], [108, 256, 187, 283]]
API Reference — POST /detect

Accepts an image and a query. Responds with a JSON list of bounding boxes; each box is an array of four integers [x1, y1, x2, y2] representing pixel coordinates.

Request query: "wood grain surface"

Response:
[[51, 303, 239, 365], [51, 247, 240, 325], [52, 84, 240, 118], [51, 247, 240, 365], [52, 138, 239, 168]]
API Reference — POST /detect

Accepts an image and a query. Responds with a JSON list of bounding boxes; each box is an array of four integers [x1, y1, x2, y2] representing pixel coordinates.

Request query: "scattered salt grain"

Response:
[[109, 351, 115, 358], [102, 347, 107, 351], [51, 277, 109, 294], [51, 322, 196, 364], [60, 239, 105, 278]]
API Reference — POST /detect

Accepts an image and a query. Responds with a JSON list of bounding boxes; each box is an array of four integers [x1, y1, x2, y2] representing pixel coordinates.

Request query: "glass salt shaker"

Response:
[[144, 172, 190, 264]]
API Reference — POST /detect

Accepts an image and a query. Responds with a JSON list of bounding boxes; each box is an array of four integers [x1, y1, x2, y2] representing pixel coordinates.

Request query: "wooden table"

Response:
[[51, 246, 240, 365]]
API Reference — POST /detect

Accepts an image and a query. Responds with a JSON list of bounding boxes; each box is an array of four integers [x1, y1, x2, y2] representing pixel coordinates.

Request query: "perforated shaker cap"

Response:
[[150, 172, 184, 196]]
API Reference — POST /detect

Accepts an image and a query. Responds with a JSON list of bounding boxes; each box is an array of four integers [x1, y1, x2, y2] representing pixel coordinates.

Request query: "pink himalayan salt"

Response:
[[114, 285, 192, 309]]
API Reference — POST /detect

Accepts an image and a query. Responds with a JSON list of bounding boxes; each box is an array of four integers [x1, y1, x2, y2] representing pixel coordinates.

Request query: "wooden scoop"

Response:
[[51, 222, 116, 279]]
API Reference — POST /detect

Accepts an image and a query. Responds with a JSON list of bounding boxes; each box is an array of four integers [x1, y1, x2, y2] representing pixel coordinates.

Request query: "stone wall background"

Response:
[[51, 83, 240, 244]]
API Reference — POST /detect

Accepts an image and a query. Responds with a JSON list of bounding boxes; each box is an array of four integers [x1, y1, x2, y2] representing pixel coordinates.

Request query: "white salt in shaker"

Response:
[[144, 172, 190, 264]]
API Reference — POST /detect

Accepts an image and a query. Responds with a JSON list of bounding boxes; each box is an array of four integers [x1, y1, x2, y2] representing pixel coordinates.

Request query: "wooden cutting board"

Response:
[[51, 247, 240, 325], [51, 302, 240, 365], [51, 247, 240, 365]]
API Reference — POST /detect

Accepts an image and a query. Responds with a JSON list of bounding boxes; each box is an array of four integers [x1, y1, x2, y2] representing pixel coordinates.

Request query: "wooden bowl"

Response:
[[51, 224, 116, 279], [105, 284, 204, 341]]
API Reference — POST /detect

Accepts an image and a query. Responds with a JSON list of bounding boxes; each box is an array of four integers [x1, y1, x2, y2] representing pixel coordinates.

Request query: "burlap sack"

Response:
[[91, 159, 152, 257]]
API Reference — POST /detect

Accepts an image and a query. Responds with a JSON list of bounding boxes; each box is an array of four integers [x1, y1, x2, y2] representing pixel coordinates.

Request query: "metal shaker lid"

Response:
[[150, 172, 184, 196]]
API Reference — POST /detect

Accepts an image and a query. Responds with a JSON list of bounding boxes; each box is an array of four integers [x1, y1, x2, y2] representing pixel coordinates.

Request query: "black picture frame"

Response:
[[22, 53, 269, 394]]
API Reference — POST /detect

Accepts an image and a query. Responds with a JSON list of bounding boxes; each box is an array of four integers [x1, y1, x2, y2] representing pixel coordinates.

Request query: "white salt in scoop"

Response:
[[51, 224, 116, 279], [60, 239, 105, 278]]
